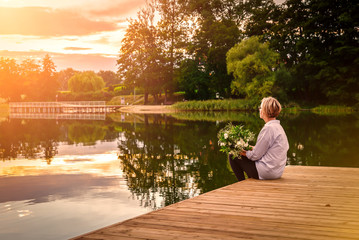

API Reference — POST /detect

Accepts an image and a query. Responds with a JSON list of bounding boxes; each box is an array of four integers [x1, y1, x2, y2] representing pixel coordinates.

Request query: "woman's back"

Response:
[[251, 120, 289, 180]]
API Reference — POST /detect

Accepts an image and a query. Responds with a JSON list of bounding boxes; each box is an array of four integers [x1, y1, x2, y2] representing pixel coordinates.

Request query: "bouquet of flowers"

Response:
[[217, 123, 255, 158]]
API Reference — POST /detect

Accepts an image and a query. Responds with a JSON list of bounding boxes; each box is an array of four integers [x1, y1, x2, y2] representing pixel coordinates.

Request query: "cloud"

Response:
[[0, 174, 119, 203], [55, 53, 118, 71], [89, 0, 146, 18], [0, 50, 118, 71], [63, 158, 95, 163], [0, 7, 119, 37], [88, 36, 111, 45], [64, 47, 92, 51]]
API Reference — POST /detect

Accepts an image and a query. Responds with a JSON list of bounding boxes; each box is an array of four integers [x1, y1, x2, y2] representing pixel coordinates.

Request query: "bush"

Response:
[[58, 91, 114, 101], [68, 71, 105, 93]]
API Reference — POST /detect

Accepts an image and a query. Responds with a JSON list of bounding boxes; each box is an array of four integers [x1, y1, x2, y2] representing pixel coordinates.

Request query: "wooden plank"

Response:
[[123, 217, 358, 240], [71, 166, 359, 240], [142, 210, 359, 234]]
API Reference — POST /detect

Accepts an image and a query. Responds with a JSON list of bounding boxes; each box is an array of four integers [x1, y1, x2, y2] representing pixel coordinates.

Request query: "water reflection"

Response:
[[117, 115, 235, 208], [0, 111, 358, 239], [282, 112, 359, 167]]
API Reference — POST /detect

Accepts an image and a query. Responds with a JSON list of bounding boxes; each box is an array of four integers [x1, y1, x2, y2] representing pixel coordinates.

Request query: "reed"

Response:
[[172, 99, 257, 111]]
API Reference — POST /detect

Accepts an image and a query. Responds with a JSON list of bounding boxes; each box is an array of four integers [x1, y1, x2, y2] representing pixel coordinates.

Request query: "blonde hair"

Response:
[[261, 97, 282, 118]]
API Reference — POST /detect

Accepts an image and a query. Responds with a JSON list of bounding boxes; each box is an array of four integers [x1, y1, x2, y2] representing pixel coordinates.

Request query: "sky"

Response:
[[0, 0, 146, 71]]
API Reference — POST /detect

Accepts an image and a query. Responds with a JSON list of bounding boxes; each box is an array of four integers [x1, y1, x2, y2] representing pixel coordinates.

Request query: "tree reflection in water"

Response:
[[0, 112, 358, 209], [117, 115, 236, 209], [0, 119, 60, 163], [0, 119, 115, 163]]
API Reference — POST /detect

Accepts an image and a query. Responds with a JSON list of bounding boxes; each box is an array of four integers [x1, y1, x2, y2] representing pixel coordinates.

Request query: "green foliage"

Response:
[[117, 3, 165, 104], [268, 0, 358, 105], [156, 0, 190, 95], [38, 54, 58, 100], [67, 122, 107, 146], [272, 64, 293, 103], [187, 4, 242, 99], [226, 36, 279, 99], [0, 55, 58, 101], [113, 0, 358, 106], [0, 57, 21, 101], [58, 91, 113, 101], [114, 86, 125, 93], [217, 123, 255, 158], [68, 71, 105, 93], [172, 99, 257, 111], [56, 68, 78, 91], [97, 70, 121, 87], [176, 59, 211, 100]]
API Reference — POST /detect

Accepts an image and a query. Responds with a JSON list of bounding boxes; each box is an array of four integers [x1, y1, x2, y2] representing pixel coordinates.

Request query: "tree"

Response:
[[243, 0, 279, 39], [97, 70, 121, 87], [20, 58, 41, 101], [226, 36, 279, 99], [68, 71, 105, 93], [247, 0, 359, 104], [157, 0, 190, 101], [0, 56, 58, 101], [57, 68, 77, 91], [0, 58, 21, 101], [183, 0, 243, 98], [39, 54, 58, 100], [300, 0, 359, 104], [177, 59, 211, 99], [117, 2, 165, 104]]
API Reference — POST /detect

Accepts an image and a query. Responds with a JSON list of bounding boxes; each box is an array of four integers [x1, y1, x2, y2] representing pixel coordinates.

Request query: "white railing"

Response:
[[9, 113, 106, 120], [9, 101, 106, 108], [9, 101, 110, 120]]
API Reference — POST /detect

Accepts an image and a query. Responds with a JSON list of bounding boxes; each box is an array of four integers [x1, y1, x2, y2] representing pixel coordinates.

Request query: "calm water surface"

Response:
[[0, 111, 358, 239]]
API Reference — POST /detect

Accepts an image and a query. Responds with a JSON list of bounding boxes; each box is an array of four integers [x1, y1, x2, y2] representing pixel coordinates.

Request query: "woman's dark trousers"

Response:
[[229, 154, 259, 181]]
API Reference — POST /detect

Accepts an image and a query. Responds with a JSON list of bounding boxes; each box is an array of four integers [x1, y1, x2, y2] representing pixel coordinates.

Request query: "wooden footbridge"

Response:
[[9, 101, 123, 120], [72, 166, 359, 240]]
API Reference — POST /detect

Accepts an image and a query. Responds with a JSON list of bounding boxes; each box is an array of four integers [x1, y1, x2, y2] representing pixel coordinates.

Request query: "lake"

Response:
[[0, 111, 358, 239]]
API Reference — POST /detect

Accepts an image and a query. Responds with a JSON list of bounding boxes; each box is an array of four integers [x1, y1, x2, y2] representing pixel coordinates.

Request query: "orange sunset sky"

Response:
[[0, 0, 146, 71]]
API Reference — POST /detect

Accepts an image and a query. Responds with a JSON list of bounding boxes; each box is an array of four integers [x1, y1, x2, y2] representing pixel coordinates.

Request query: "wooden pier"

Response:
[[72, 166, 359, 240], [8, 101, 124, 120], [9, 101, 112, 113]]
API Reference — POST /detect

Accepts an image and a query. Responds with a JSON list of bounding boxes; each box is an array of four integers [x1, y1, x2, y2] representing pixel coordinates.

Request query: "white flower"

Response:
[[224, 133, 228, 139], [244, 142, 248, 147], [220, 142, 225, 146]]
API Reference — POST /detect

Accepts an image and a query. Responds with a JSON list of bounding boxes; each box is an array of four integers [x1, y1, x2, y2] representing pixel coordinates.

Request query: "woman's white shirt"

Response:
[[246, 120, 289, 180]]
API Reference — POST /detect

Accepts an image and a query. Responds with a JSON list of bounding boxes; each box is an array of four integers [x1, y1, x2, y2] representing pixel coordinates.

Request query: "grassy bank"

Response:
[[172, 99, 356, 115], [172, 99, 258, 111]]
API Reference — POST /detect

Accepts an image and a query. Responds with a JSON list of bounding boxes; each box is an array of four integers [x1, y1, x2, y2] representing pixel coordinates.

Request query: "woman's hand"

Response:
[[240, 150, 247, 156]]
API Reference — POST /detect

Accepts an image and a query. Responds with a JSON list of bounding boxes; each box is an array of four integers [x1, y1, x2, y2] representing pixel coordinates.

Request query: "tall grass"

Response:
[[172, 99, 258, 111]]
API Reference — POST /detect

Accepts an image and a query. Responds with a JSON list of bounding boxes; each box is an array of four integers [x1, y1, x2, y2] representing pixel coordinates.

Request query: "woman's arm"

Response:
[[246, 127, 272, 161]]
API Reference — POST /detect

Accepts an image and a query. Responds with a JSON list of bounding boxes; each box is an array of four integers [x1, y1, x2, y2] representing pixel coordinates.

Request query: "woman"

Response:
[[229, 97, 289, 181]]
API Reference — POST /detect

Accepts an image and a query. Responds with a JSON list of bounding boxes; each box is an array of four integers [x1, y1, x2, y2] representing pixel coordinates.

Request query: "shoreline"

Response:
[[118, 105, 177, 114]]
